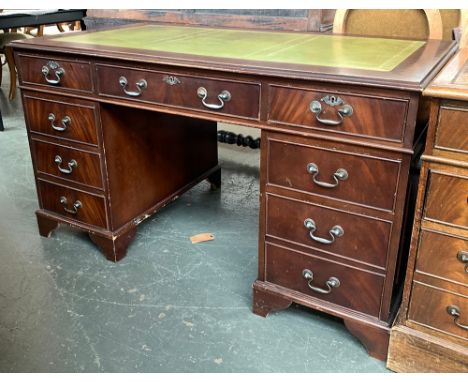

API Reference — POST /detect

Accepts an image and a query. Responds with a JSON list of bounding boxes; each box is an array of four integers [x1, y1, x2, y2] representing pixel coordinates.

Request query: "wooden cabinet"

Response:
[[12, 24, 456, 361], [387, 48, 468, 373]]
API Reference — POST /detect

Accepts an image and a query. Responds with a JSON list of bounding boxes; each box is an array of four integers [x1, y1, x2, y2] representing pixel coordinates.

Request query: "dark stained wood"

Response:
[[268, 84, 410, 142], [32, 139, 103, 189], [89, 227, 137, 262], [23, 92, 99, 146], [415, 229, 468, 286], [16, 53, 93, 93], [408, 282, 468, 340], [207, 167, 222, 190], [96, 64, 261, 120], [99, 104, 218, 230], [264, 242, 384, 317], [252, 282, 293, 317], [265, 133, 402, 212], [37, 180, 108, 229], [424, 171, 468, 229], [343, 318, 390, 361], [266, 193, 391, 268], [12, 23, 457, 361], [36, 212, 59, 237]]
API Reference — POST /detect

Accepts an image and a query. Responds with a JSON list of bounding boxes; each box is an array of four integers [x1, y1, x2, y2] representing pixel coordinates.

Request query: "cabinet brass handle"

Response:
[[48, 113, 71, 132], [41, 62, 65, 85], [457, 251, 468, 273], [59, 196, 82, 215], [54, 155, 77, 174], [197, 87, 231, 110], [119, 76, 147, 97], [309, 95, 353, 126], [302, 269, 340, 294], [304, 218, 344, 245], [307, 163, 348, 188], [446, 305, 468, 330]]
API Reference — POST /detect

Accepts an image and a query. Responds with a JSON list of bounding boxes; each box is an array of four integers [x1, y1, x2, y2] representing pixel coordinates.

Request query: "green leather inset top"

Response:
[[56, 25, 425, 72]]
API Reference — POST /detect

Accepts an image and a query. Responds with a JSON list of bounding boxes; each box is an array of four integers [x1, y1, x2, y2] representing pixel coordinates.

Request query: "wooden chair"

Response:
[[0, 31, 33, 100], [333, 9, 444, 40]]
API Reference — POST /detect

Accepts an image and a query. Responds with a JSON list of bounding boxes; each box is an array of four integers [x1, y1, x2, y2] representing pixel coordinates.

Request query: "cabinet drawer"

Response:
[[17, 54, 93, 92], [435, 101, 468, 154], [33, 140, 103, 189], [96, 64, 260, 119], [268, 85, 408, 142], [424, 172, 468, 229], [266, 136, 401, 211], [266, 194, 391, 268], [23, 94, 99, 146], [409, 283, 468, 341], [265, 242, 384, 317], [38, 180, 107, 228], [416, 230, 468, 286]]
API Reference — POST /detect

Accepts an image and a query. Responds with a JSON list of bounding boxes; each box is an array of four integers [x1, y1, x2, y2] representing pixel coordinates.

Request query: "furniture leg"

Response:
[[252, 281, 293, 317], [343, 318, 390, 361], [5, 46, 16, 100], [36, 212, 59, 237], [207, 167, 221, 190], [89, 227, 137, 262]]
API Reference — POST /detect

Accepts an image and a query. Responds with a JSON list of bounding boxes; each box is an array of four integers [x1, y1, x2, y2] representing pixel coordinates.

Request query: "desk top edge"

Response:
[[11, 23, 458, 92]]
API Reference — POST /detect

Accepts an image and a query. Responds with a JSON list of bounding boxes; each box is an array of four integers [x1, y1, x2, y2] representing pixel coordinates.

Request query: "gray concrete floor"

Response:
[[0, 66, 389, 372]]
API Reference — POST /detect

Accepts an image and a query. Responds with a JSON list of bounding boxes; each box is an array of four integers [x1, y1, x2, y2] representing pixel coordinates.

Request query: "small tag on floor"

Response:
[[190, 233, 215, 244]]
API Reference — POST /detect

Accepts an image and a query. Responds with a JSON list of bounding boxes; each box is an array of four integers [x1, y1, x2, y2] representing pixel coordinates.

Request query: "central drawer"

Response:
[[266, 135, 401, 211], [96, 64, 261, 119], [265, 193, 391, 268], [265, 242, 384, 317]]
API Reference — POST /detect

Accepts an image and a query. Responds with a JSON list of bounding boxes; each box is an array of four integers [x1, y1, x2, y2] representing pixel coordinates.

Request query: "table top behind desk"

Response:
[[0, 9, 86, 30]]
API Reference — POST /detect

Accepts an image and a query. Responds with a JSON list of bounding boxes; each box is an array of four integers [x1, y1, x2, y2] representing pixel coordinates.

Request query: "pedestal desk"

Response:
[[11, 24, 456, 360], [387, 48, 468, 372]]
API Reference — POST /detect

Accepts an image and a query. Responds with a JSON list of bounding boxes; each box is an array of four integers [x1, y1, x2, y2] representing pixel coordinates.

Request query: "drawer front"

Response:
[[265, 242, 384, 317], [409, 283, 468, 340], [424, 172, 468, 229], [33, 140, 103, 189], [268, 85, 408, 141], [416, 230, 468, 286], [266, 194, 391, 268], [38, 180, 107, 228], [17, 54, 93, 92], [435, 101, 468, 154], [23, 94, 99, 146], [96, 64, 260, 119], [267, 137, 400, 211]]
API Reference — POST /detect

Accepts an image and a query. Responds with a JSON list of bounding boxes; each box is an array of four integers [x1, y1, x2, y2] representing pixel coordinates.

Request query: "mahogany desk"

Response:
[[11, 24, 456, 361]]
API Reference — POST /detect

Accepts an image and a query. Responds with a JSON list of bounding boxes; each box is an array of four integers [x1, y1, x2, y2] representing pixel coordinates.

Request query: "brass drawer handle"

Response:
[[304, 218, 344, 245], [306, 163, 348, 188], [119, 76, 147, 97], [48, 113, 71, 132], [41, 61, 65, 85], [309, 95, 353, 126], [59, 196, 82, 215], [197, 87, 231, 110], [54, 155, 77, 174], [457, 251, 468, 273], [302, 269, 340, 294], [447, 305, 468, 330]]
